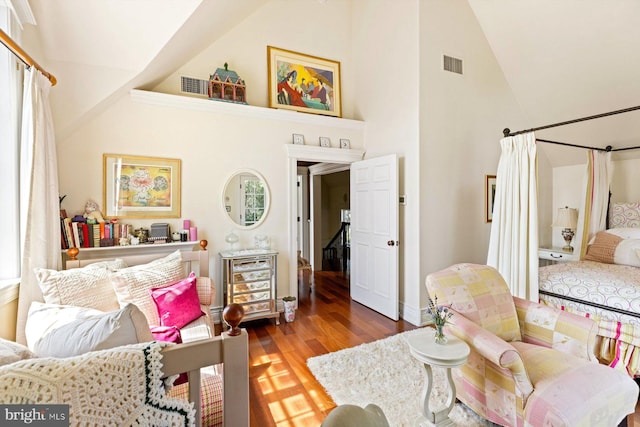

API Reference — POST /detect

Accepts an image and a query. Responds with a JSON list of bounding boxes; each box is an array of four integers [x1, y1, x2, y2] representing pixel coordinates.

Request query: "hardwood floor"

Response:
[[245, 270, 416, 426], [242, 270, 640, 427]]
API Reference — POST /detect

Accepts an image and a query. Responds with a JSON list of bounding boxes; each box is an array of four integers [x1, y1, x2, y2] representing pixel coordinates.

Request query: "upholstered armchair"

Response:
[[425, 263, 638, 427]]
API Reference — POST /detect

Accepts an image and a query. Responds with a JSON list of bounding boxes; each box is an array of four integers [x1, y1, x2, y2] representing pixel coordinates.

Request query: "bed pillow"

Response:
[[584, 231, 640, 267], [25, 302, 153, 358], [151, 272, 204, 329], [609, 202, 640, 228], [111, 250, 185, 326], [150, 325, 188, 386], [605, 227, 640, 240], [0, 338, 36, 367], [34, 259, 127, 312]]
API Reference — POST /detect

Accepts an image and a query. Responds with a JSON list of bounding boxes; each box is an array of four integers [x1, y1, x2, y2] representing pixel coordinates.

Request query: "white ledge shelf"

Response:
[[130, 89, 365, 131]]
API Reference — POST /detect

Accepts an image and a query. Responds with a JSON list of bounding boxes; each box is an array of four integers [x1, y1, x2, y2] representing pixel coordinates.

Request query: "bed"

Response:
[[8, 243, 249, 426], [538, 202, 640, 377]]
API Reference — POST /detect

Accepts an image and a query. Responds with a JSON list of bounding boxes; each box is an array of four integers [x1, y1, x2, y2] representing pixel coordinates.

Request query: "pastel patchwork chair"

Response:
[[425, 263, 638, 427]]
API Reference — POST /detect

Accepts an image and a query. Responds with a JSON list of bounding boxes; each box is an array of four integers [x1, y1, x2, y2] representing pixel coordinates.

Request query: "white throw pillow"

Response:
[[34, 259, 126, 312], [25, 302, 153, 358], [606, 227, 640, 240], [111, 250, 185, 326], [0, 338, 36, 367]]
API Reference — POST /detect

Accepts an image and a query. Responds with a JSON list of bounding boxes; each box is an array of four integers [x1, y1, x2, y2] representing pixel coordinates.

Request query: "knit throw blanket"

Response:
[[0, 341, 195, 426]]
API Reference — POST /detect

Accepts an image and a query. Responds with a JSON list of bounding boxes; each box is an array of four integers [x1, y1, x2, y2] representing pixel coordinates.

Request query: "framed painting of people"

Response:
[[103, 154, 181, 218], [267, 46, 342, 118]]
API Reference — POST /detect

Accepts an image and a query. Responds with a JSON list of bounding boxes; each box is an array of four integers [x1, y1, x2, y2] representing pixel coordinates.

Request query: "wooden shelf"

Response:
[[129, 89, 365, 130], [61, 241, 202, 266]]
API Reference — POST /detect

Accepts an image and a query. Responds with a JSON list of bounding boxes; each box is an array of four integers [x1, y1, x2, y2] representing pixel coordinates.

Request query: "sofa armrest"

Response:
[[196, 277, 214, 306], [448, 311, 533, 397], [513, 297, 598, 361]]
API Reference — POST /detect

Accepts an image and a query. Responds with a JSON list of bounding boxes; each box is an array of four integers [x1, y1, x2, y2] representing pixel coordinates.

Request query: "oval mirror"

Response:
[[222, 169, 270, 229]]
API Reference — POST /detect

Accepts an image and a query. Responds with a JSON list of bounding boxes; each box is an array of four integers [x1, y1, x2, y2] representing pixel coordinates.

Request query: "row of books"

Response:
[[60, 217, 133, 249]]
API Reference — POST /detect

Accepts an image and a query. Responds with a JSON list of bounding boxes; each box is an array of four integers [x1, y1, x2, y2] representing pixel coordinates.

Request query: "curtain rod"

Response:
[[0, 28, 56, 86], [503, 104, 640, 137]]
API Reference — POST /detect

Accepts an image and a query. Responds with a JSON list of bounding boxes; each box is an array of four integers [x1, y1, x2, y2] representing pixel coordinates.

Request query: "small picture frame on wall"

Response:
[[485, 174, 497, 223], [292, 134, 305, 145], [339, 138, 351, 149], [319, 136, 331, 147]]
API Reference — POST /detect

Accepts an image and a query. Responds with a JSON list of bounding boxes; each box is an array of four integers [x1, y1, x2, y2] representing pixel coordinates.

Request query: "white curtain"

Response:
[[487, 132, 539, 301], [576, 150, 612, 258], [15, 70, 60, 344]]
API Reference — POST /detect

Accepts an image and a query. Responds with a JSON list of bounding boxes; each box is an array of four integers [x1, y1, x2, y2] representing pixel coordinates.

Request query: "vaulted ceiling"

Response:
[[24, 0, 640, 156]]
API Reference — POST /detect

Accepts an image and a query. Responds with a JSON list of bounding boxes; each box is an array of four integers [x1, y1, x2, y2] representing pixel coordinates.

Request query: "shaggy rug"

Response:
[[307, 328, 494, 427]]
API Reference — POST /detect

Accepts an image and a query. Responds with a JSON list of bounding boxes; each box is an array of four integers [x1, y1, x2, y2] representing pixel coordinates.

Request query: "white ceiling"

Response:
[[22, 0, 640, 158]]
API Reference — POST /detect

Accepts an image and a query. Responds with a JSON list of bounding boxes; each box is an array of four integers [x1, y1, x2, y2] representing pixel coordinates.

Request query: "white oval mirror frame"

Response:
[[222, 169, 270, 230]]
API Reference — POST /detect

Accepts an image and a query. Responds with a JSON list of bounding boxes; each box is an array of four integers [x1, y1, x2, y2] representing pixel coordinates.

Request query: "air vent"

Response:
[[443, 55, 463, 75], [180, 76, 208, 95]]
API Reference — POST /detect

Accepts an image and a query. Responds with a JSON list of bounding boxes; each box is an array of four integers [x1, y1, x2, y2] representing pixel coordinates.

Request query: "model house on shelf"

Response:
[[208, 63, 247, 104]]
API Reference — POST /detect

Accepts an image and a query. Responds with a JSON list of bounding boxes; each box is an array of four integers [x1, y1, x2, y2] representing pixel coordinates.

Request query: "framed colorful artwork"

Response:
[[485, 174, 497, 223], [267, 46, 342, 118], [103, 154, 181, 218]]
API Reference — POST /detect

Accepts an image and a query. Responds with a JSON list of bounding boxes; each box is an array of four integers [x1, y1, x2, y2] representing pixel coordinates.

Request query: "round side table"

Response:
[[407, 328, 470, 427]]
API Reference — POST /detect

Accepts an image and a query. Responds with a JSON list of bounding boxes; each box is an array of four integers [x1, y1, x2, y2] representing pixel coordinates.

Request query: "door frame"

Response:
[[286, 145, 365, 301]]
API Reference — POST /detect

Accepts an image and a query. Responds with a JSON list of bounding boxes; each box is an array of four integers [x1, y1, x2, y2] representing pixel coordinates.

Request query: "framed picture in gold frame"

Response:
[[485, 174, 497, 223], [103, 154, 181, 219], [267, 46, 342, 118]]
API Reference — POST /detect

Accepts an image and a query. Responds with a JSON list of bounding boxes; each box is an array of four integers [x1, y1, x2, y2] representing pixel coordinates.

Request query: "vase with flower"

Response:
[[427, 294, 453, 344]]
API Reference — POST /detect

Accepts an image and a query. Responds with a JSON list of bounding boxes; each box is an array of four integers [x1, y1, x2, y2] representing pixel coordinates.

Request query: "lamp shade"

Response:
[[552, 207, 578, 229]]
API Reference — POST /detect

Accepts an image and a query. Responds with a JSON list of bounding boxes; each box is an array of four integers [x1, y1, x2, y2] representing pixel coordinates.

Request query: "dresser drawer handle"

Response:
[[550, 253, 563, 258]]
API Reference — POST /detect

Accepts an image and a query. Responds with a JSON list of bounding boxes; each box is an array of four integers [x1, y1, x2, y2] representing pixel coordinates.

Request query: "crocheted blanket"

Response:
[[0, 341, 195, 426]]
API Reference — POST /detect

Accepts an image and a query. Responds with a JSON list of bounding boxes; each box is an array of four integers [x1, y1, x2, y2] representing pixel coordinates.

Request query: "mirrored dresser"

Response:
[[219, 249, 280, 325]]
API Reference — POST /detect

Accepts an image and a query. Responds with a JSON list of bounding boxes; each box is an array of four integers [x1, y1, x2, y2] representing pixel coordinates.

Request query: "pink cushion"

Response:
[[150, 325, 188, 386], [151, 272, 204, 329], [150, 325, 183, 344]]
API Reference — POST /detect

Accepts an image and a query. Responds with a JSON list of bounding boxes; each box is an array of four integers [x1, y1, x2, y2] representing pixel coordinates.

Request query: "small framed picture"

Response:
[[292, 134, 305, 145], [339, 138, 351, 149], [319, 137, 331, 147], [485, 174, 497, 223]]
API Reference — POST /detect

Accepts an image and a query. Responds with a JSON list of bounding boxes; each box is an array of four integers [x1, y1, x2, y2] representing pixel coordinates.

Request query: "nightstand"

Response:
[[538, 247, 575, 266]]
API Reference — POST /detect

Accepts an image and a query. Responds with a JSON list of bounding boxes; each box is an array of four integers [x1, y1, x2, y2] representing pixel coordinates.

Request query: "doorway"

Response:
[[285, 144, 364, 302]]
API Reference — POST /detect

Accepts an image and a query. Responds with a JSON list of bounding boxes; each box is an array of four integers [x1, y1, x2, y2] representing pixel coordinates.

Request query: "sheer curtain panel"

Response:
[[15, 70, 60, 344], [487, 132, 539, 301]]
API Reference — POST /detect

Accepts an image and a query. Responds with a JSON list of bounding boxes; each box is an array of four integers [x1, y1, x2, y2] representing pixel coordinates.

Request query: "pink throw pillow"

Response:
[[151, 272, 204, 329], [150, 325, 187, 386]]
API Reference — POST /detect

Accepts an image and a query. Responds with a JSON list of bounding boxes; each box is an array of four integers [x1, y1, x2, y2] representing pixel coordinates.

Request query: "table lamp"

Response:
[[552, 206, 578, 252]]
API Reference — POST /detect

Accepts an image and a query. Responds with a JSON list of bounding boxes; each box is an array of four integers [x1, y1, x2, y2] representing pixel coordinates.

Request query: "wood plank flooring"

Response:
[[242, 270, 640, 427]]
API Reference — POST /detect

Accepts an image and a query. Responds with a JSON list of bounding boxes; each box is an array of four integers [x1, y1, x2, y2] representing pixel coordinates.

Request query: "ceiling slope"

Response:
[[26, 0, 269, 139], [468, 0, 640, 155]]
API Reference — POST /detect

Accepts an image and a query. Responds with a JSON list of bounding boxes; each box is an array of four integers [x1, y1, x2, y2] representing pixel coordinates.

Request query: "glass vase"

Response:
[[434, 323, 447, 344]]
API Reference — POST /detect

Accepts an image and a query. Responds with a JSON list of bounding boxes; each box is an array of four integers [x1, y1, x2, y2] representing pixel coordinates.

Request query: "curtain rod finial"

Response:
[[503, 128, 511, 137], [606, 145, 612, 152]]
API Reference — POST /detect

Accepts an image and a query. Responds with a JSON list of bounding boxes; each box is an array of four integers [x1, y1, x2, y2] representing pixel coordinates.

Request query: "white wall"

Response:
[[351, 0, 422, 323], [56, 1, 361, 309], [419, 1, 527, 317]]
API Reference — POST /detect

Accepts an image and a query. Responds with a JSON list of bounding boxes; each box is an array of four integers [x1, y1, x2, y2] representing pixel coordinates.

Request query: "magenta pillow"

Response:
[[150, 325, 187, 386], [150, 272, 204, 329]]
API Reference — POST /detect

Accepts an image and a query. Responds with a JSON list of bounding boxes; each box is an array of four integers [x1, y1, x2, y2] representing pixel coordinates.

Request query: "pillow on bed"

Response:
[[584, 231, 640, 267], [151, 272, 204, 329], [605, 227, 640, 240], [34, 259, 126, 312], [0, 338, 36, 367], [25, 302, 153, 358], [111, 250, 186, 326]]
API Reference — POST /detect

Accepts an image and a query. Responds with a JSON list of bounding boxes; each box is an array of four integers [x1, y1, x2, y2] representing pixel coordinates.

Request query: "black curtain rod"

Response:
[[503, 104, 640, 137], [535, 138, 612, 152]]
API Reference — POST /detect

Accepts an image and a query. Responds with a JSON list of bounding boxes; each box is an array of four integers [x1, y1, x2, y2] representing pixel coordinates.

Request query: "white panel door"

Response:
[[350, 154, 399, 320]]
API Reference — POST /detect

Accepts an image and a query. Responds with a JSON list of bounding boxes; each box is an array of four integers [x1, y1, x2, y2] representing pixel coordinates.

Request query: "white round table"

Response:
[[406, 328, 470, 427]]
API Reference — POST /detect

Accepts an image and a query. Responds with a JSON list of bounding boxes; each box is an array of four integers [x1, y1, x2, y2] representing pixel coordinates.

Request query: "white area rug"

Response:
[[307, 328, 494, 427]]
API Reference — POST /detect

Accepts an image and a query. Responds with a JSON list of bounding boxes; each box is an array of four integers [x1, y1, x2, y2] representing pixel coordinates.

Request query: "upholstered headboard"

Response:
[[609, 202, 640, 228]]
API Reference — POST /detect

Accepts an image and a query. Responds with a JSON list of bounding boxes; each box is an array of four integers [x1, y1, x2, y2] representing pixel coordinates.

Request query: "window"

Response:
[[239, 174, 266, 227], [0, 6, 23, 280]]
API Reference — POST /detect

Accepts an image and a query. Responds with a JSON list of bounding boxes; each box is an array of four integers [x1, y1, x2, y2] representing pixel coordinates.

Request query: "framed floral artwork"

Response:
[[267, 46, 342, 118], [103, 154, 181, 218]]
